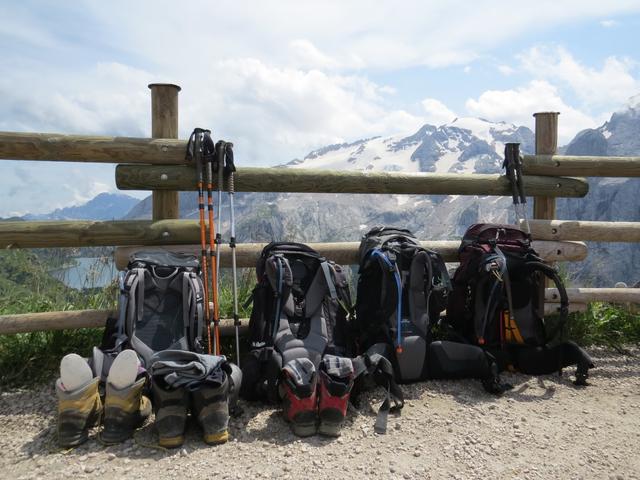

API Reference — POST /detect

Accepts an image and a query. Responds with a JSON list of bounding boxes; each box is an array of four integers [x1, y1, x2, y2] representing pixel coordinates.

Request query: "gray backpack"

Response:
[[118, 251, 206, 368]]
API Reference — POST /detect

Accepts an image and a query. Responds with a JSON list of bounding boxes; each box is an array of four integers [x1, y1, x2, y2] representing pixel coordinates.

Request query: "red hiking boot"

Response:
[[281, 358, 318, 437]]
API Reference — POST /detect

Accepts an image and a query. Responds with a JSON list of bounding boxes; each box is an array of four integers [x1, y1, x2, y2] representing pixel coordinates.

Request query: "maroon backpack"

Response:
[[447, 223, 568, 349]]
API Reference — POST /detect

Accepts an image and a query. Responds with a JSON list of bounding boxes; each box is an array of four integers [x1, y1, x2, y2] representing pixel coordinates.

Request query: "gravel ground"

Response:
[[1, 346, 639, 480]]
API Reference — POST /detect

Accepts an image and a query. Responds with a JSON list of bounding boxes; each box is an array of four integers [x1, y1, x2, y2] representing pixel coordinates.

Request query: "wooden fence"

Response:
[[1, 83, 639, 335]]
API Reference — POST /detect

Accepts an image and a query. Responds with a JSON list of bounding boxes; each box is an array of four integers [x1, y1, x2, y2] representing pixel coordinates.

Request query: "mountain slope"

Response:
[[23, 192, 139, 221]]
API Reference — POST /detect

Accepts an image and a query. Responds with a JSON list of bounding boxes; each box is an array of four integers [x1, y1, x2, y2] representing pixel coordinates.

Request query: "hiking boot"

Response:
[[152, 380, 189, 448], [191, 378, 230, 445], [317, 356, 354, 437], [56, 377, 102, 447], [101, 378, 151, 444], [318, 371, 353, 437], [281, 358, 318, 437]]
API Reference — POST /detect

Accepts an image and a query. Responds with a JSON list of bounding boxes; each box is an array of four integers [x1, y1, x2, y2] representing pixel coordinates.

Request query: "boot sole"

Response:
[[318, 421, 342, 437], [203, 430, 229, 445], [58, 429, 89, 448], [291, 423, 317, 437], [158, 435, 185, 448]]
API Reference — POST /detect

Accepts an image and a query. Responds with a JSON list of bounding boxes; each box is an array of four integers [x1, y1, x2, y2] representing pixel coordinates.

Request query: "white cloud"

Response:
[[183, 58, 425, 162], [600, 19, 618, 27], [463, 66, 472, 74], [465, 80, 598, 143], [63, 1, 640, 70], [498, 65, 515, 75], [518, 45, 640, 109], [421, 98, 457, 126], [289, 40, 339, 70]]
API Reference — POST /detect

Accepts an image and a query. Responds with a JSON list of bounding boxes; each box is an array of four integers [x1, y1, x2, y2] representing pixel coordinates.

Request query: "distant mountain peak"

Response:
[[284, 117, 534, 174], [22, 192, 140, 221]]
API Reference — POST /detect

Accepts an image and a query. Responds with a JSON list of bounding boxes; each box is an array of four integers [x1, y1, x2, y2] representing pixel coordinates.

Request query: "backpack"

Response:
[[355, 227, 452, 382], [446, 224, 593, 383], [241, 241, 405, 433], [117, 250, 206, 369], [240, 242, 354, 402]]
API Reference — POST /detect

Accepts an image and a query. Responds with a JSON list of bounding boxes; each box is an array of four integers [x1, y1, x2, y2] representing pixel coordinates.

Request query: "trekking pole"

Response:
[[214, 140, 226, 357], [186, 128, 213, 354], [203, 131, 221, 355], [503, 143, 530, 235], [225, 142, 242, 367], [513, 144, 531, 235]]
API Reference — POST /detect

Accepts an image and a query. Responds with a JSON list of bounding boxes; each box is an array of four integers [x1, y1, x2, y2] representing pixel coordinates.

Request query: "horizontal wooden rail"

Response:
[[115, 165, 589, 197], [0, 219, 587, 261], [0, 310, 248, 336], [0, 132, 187, 165], [523, 155, 640, 177], [0, 301, 597, 335], [545, 303, 587, 315], [524, 219, 640, 242], [0, 131, 635, 179], [114, 240, 586, 269], [545, 288, 640, 304]]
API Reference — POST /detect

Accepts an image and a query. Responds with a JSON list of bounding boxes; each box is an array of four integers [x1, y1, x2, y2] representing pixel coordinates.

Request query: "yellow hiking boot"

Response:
[[56, 377, 103, 448]]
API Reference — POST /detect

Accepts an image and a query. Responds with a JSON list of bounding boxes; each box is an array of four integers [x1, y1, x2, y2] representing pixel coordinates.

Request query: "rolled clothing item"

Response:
[[150, 350, 227, 390]]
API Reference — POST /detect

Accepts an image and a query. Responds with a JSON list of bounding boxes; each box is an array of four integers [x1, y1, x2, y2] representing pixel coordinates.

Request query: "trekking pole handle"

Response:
[[503, 143, 520, 206]]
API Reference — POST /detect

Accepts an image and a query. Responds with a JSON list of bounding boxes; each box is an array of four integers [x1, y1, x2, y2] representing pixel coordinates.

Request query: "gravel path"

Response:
[[1, 346, 639, 480]]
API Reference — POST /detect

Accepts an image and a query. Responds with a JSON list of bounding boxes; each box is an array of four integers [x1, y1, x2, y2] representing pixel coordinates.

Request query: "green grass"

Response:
[[564, 302, 640, 348]]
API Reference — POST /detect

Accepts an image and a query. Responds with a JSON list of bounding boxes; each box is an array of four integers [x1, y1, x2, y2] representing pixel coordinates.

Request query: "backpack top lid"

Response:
[[461, 223, 530, 249], [257, 242, 324, 279], [358, 226, 420, 263], [128, 250, 200, 270]]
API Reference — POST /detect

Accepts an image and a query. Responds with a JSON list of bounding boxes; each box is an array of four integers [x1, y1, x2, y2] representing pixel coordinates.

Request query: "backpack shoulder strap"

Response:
[[368, 249, 403, 351], [183, 271, 205, 353], [525, 260, 569, 340], [123, 268, 145, 337]]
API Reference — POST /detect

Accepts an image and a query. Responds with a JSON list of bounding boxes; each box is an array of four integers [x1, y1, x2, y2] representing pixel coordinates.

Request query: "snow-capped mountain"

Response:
[[284, 117, 534, 174]]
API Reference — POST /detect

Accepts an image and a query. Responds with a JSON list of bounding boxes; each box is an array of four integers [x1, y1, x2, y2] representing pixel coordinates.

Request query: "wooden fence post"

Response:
[[149, 83, 181, 220], [533, 112, 559, 292], [533, 112, 559, 220]]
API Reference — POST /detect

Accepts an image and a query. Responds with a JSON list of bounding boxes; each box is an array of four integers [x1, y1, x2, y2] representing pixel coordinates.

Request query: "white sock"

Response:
[[107, 350, 140, 390], [59, 353, 93, 392]]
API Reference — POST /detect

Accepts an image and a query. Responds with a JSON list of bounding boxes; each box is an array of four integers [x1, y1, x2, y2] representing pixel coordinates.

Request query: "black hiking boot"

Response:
[[152, 380, 189, 448]]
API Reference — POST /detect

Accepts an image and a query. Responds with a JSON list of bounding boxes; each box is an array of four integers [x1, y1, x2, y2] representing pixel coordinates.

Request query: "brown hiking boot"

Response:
[[100, 377, 151, 444], [191, 378, 230, 445], [56, 377, 103, 447]]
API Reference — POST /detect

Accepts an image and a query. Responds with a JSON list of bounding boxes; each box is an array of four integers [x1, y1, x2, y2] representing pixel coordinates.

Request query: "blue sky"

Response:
[[1, 1, 640, 216]]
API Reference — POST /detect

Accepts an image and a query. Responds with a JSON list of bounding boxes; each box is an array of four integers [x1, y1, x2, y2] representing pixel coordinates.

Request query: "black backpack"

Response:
[[355, 227, 452, 382], [447, 224, 593, 384], [240, 242, 354, 401]]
